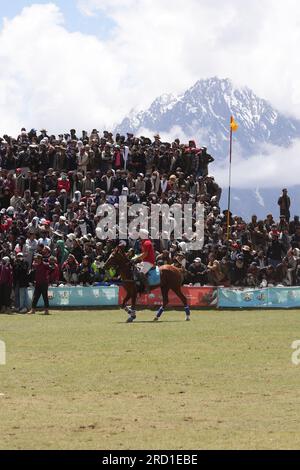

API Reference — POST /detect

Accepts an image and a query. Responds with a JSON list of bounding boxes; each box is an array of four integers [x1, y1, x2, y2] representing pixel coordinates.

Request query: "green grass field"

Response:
[[1, 308, 300, 450]]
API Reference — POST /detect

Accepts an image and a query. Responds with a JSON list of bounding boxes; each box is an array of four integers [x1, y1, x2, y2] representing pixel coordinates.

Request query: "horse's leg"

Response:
[[122, 291, 131, 311], [122, 290, 134, 317], [154, 287, 169, 321], [122, 284, 135, 316], [126, 288, 137, 323], [172, 287, 191, 321]]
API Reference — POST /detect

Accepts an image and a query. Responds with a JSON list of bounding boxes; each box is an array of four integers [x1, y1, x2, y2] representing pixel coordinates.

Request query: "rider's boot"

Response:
[[144, 276, 151, 294], [140, 273, 150, 294]]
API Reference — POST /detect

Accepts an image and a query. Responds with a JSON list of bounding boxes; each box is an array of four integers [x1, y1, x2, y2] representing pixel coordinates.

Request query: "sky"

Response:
[[0, 0, 116, 37], [1, 0, 300, 189]]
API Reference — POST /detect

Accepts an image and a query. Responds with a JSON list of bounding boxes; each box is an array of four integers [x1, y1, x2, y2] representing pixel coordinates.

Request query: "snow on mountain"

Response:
[[116, 77, 300, 160], [115, 77, 300, 218]]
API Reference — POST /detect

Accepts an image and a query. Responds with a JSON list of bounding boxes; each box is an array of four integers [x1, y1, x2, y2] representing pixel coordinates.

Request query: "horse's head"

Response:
[[103, 246, 127, 271]]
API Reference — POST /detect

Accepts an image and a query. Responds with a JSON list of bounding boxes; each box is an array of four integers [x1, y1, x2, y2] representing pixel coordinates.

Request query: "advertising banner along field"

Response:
[[267, 287, 300, 308], [218, 287, 269, 309], [119, 286, 217, 307], [218, 287, 300, 309], [27, 285, 300, 309], [29, 286, 119, 308]]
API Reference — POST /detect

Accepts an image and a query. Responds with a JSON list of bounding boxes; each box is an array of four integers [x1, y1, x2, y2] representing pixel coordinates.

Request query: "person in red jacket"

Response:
[[0, 257, 13, 313], [57, 174, 71, 194], [0, 213, 13, 233], [49, 256, 60, 286], [134, 229, 155, 293], [28, 254, 53, 315]]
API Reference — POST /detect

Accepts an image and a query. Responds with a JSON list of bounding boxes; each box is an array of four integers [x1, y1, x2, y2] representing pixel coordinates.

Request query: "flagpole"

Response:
[[227, 117, 233, 241]]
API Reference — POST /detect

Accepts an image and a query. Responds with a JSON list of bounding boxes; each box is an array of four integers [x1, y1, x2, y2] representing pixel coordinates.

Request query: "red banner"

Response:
[[119, 286, 217, 307]]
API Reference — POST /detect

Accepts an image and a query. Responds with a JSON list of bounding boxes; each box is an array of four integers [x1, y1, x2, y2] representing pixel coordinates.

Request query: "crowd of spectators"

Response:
[[0, 127, 299, 312]]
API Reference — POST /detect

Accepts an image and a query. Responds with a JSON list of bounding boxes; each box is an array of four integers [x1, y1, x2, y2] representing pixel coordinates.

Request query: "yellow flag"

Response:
[[230, 116, 238, 132]]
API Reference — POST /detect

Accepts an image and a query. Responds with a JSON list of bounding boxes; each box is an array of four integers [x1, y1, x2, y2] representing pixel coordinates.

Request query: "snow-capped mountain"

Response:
[[116, 77, 300, 160], [116, 77, 300, 218]]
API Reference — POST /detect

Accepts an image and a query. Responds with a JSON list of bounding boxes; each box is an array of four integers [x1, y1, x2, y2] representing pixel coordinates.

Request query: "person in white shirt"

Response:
[[25, 232, 38, 267], [77, 147, 89, 175]]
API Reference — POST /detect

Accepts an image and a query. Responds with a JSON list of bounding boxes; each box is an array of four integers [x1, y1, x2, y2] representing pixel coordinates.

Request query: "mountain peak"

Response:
[[115, 77, 300, 158], [190, 76, 232, 92]]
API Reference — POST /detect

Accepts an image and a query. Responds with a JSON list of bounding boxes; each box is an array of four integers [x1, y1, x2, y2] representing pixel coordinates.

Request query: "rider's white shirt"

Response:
[[138, 261, 154, 274]]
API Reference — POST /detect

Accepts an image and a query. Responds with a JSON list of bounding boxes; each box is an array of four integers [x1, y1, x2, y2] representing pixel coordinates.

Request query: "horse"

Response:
[[104, 246, 191, 322]]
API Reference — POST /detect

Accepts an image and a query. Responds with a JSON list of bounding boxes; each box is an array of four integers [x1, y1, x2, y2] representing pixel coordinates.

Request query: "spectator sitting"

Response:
[[229, 254, 247, 287], [78, 256, 94, 285], [91, 256, 105, 282], [156, 250, 172, 265], [57, 173, 71, 194], [62, 254, 79, 285], [267, 233, 285, 268], [0, 126, 299, 291], [187, 257, 207, 286], [54, 216, 69, 236], [49, 256, 60, 286], [207, 253, 227, 286]]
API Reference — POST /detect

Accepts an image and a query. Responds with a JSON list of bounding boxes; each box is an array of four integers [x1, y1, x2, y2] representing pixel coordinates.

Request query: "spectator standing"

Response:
[[197, 147, 214, 177], [278, 189, 291, 222], [0, 257, 13, 313], [29, 254, 53, 315], [13, 252, 30, 313]]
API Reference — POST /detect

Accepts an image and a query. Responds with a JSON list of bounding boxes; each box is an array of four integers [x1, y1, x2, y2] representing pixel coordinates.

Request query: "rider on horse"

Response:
[[133, 229, 155, 293], [104, 237, 191, 322]]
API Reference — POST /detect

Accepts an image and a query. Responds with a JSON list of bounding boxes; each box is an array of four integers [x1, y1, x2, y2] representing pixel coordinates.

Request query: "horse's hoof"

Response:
[[153, 317, 159, 322], [126, 315, 136, 323], [185, 316, 191, 322]]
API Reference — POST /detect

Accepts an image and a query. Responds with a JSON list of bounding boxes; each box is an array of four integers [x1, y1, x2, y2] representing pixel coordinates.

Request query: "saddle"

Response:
[[133, 267, 160, 293]]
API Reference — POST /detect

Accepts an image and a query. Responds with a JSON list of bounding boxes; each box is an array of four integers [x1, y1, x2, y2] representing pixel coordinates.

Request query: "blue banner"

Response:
[[218, 287, 300, 309], [27, 285, 300, 309], [29, 286, 119, 307], [218, 288, 269, 308], [267, 287, 300, 308]]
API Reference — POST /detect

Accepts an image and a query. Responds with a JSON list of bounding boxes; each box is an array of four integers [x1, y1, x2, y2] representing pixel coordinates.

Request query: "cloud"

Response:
[[76, 0, 300, 118], [0, 3, 129, 135], [135, 126, 191, 144], [77, 0, 137, 16], [213, 139, 300, 189], [0, 0, 300, 190]]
